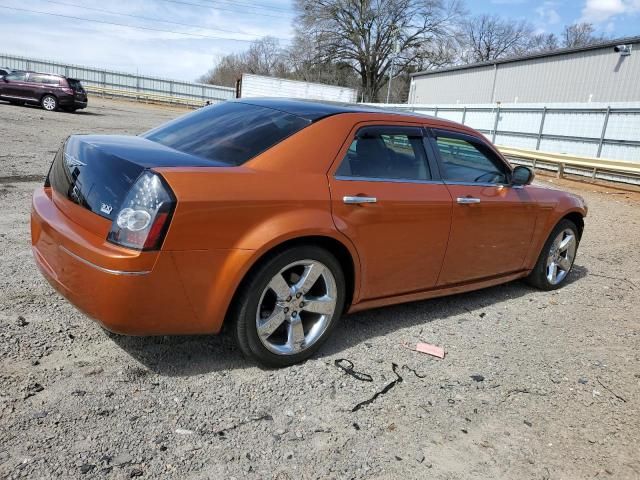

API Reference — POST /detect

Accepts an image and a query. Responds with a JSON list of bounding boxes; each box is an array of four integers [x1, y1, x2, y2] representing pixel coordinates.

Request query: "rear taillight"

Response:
[[62, 87, 74, 94], [107, 172, 175, 251]]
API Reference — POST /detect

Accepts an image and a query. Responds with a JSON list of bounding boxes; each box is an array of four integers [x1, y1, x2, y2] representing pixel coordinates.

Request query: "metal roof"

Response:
[[411, 35, 640, 78]]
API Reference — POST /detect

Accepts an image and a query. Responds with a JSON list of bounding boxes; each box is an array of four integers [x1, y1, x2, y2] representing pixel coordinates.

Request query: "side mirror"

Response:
[[0, 76, 7, 82], [511, 165, 534, 186]]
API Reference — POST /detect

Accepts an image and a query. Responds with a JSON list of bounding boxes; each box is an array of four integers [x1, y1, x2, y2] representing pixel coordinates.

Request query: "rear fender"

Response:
[[174, 208, 362, 333]]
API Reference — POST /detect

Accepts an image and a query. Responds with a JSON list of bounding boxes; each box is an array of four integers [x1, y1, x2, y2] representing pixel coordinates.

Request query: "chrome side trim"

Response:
[[335, 175, 443, 185], [60, 246, 151, 276]]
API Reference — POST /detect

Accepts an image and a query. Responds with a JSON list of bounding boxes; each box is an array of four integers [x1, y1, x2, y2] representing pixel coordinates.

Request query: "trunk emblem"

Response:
[[100, 203, 113, 215], [64, 152, 86, 169]]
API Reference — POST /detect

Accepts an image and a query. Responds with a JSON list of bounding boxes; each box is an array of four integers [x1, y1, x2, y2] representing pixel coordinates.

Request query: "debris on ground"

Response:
[[334, 358, 373, 382], [402, 342, 446, 359], [352, 363, 403, 412]]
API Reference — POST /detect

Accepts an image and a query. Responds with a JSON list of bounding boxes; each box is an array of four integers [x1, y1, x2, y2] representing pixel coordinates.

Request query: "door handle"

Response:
[[456, 197, 481, 204], [343, 195, 377, 205]]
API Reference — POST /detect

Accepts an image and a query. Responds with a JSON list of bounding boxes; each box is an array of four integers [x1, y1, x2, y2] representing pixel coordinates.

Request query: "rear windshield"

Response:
[[67, 79, 84, 90], [143, 102, 310, 166]]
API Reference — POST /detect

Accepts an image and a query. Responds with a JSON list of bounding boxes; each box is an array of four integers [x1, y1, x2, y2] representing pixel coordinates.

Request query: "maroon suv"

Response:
[[0, 71, 88, 112]]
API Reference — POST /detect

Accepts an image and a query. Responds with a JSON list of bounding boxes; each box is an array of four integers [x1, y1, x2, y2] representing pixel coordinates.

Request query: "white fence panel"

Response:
[[364, 102, 640, 162], [0, 53, 235, 105]]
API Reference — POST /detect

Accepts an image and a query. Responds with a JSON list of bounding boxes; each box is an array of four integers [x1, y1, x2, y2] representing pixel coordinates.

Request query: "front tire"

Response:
[[526, 219, 580, 290], [41, 95, 58, 111], [232, 246, 345, 368]]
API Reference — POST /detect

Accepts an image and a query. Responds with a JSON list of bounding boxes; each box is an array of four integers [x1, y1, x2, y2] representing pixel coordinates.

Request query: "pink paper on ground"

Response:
[[415, 342, 445, 359]]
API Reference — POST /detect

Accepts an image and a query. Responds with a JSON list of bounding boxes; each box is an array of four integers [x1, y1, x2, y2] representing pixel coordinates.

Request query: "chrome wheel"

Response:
[[256, 259, 337, 356], [546, 228, 577, 285], [42, 96, 57, 111]]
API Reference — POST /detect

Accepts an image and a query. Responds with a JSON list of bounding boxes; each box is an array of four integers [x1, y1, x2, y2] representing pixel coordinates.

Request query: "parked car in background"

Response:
[[31, 99, 587, 367], [0, 71, 88, 112], [0, 66, 15, 76]]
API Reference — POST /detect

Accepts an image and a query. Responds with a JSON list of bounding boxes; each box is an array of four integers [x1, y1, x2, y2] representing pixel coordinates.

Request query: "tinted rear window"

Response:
[[143, 102, 310, 166], [67, 79, 84, 90]]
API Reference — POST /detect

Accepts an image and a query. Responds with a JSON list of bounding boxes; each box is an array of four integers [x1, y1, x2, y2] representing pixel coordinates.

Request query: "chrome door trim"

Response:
[[443, 180, 510, 188], [335, 175, 444, 185]]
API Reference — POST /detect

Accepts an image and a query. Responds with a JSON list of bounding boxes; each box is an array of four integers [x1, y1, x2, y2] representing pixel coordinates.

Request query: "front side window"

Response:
[[336, 127, 430, 181], [434, 135, 508, 184], [144, 102, 310, 166], [5, 72, 27, 81]]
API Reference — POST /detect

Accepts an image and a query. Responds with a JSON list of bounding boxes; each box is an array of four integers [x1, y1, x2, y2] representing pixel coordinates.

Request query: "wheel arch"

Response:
[[561, 211, 585, 240], [40, 92, 58, 101], [223, 234, 359, 331]]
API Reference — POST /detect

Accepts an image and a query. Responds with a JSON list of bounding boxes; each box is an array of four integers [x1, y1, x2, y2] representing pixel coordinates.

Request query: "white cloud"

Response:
[[0, 0, 293, 81], [581, 0, 640, 23], [536, 1, 562, 25]]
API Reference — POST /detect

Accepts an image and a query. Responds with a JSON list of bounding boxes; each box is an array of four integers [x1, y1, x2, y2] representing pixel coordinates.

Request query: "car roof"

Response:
[[23, 70, 66, 78], [233, 97, 432, 122]]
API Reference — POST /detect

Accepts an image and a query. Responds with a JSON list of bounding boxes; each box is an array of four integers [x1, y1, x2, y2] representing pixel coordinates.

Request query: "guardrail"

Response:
[[498, 146, 640, 185], [84, 85, 217, 108]]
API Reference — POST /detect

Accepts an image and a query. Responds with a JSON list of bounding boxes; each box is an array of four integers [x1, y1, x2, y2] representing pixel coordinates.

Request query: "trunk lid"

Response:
[[47, 134, 223, 228]]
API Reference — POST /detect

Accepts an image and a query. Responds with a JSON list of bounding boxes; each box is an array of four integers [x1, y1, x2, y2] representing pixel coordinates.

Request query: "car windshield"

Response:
[[143, 102, 310, 166]]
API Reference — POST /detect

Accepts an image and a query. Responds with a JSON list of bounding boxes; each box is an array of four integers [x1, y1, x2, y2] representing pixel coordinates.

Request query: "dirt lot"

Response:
[[1, 98, 639, 480]]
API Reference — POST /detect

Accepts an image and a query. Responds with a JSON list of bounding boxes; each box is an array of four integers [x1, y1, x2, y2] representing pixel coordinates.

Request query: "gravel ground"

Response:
[[1, 99, 639, 480]]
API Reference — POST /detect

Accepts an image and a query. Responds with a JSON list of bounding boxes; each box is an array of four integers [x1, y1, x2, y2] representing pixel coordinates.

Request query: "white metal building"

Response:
[[409, 36, 640, 105]]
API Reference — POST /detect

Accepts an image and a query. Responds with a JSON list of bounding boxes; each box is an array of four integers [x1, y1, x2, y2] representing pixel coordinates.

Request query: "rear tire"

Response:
[[526, 219, 580, 290], [232, 245, 345, 368], [41, 95, 58, 111]]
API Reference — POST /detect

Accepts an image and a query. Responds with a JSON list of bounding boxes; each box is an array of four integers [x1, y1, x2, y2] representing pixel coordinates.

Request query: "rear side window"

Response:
[[144, 102, 310, 166], [336, 126, 430, 181], [28, 74, 61, 85]]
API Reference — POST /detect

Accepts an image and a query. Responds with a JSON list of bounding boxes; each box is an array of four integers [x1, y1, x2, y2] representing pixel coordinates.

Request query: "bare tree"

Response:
[[562, 23, 606, 48], [199, 37, 287, 87], [459, 14, 535, 63], [529, 32, 559, 53], [284, 34, 360, 87], [294, 0, 463, 102]]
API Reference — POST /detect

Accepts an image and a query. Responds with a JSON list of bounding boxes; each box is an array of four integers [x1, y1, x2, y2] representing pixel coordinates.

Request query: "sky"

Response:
[[0, 0, 639, 82]]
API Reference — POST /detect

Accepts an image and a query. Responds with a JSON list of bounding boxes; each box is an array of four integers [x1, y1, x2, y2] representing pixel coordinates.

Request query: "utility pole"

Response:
[[386, 36, 400, 104]]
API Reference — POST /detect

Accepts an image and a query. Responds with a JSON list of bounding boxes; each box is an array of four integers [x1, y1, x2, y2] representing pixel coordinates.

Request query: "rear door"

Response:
[[328, 123, 452, 301], [428, 129, 538, 285]]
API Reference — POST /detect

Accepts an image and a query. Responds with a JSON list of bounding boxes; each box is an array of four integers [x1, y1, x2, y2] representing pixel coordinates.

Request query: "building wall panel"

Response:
[[412, 40, 640, 104], [410, 66, 495, 103]]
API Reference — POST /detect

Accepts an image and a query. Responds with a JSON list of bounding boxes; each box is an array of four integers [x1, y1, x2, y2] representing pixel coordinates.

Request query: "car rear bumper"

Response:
[[58, 95, 87, 109], [30, 187, 218, 335]]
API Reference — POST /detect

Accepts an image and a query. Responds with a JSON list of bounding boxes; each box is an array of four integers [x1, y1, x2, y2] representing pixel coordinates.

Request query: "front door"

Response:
[[1, 72, 29, 99], [429, 130, 538, 285], [328, 124, 452, 301]]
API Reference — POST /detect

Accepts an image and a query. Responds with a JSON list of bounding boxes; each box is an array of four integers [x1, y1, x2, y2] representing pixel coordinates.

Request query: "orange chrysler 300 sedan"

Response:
[[31, 98, 587, 367]]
